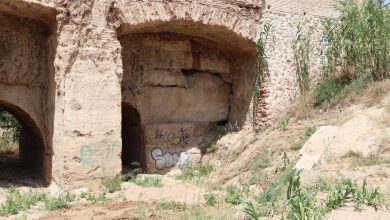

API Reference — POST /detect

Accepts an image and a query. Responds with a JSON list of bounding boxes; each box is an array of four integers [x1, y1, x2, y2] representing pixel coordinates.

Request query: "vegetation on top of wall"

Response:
[[252, 23, 273, 127], [321, 0, 390, 81]]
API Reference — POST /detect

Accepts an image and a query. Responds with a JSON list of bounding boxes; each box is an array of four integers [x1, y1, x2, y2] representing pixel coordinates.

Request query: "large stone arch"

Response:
[[116, 1, 260, 173], [112, 0, 262, 54]]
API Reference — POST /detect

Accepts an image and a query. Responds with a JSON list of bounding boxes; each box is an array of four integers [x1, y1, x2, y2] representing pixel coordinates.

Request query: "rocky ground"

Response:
[[1, 80, 390, 220]]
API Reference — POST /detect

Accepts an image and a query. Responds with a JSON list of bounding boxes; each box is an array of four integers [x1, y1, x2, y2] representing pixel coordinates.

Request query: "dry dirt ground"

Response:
[[1, 81, 390, 220]]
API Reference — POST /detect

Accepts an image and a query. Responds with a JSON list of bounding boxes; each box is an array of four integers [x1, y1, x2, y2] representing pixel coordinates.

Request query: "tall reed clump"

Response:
[[293, 22, 315, 93], [252, 24, 272, 127], [321, 0, 390, 81]]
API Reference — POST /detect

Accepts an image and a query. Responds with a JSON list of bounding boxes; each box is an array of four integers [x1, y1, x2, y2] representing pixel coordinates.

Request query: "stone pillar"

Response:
[[52, 0, 123, 188]]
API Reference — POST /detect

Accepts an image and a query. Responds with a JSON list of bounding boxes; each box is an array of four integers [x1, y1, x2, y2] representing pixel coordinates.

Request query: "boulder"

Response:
[[295, 126, 339, 171], [296, 115, 387, 171]]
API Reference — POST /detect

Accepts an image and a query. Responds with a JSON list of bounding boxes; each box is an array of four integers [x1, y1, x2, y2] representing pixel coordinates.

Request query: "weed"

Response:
[[0, 186, 47, 216], [293, 22, 314, 93], [44, 192, 76, 211], [135, 200, 146, 220], [203, 192, 218, 206], [103, 175, 122, 193], [242, 200, 260, 220], [80, 192, 108, 204], [287, 169, 321, 220], [252, 23, 273, 127], [304, 126, 317, 137], [282, 151, 290, 169], [156, 200, 186, 211], [224, 185, 246, 205], [278, 119, 289, 132]]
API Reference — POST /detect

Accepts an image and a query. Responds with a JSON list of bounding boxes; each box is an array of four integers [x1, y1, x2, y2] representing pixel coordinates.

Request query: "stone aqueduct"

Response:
[[0, 0, 336, 188]]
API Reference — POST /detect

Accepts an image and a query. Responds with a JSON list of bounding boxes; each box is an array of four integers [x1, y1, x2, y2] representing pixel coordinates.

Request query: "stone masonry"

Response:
[[0, 0, 337, 188]]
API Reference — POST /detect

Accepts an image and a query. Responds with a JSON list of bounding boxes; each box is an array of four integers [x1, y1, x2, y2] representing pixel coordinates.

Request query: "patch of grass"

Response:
[[44, 192, 76, 211], [351, 154, 390, 167], [156, 200, 186, 211], [135, 200, 146, 220], [313, 80, 345, 105], [132, 176, 163, 188], [224, 185, 247, 205], [203, 192, 218, 207], [103, 175, 122, 193], [0, 186, 47, 216], [177, 163, 214, 184], [80, 192, 108, 204]]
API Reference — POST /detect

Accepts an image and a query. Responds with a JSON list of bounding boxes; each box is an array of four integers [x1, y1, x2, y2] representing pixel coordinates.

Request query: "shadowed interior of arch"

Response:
[[0, 101, 46, 187]]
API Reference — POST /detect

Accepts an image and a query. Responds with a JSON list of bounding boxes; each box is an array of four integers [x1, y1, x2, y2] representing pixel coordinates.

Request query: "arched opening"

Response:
[[0, 101, 46, 186], [119, 30, 256, 173], [121, 102, 145, 171]]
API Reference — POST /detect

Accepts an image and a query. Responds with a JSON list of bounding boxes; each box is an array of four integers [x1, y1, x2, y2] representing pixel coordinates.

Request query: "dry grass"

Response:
[[0, 142, 18, 155], [364, 79, 390, 107]]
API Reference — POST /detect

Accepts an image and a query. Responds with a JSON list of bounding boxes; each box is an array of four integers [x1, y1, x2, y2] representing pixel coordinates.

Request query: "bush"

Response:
[[177, 163, 214, 184], [313, 80, 345, 105]]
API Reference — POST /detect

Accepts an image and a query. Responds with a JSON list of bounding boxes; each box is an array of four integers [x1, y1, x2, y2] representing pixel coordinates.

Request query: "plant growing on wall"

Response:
[[252, 23, 272, 127], [293, 22, 314, 93]]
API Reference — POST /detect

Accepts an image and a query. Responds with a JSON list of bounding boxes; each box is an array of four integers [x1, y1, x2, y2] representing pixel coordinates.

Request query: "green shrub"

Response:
[[203, 192, 218, 206], [0, 187, 47, 216], [277, 119, 289, 132], [313, 80, 345, 105], [44, 192, 75, 211], [103, 175, 122, 193]]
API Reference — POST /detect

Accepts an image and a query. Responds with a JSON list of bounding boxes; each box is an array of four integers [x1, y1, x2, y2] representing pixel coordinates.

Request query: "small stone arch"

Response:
[[0, 100, 50, 186]]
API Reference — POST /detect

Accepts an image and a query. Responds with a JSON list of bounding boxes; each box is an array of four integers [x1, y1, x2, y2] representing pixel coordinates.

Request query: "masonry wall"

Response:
[[258, 0, 339, 125], [0, 0, 339, 189]]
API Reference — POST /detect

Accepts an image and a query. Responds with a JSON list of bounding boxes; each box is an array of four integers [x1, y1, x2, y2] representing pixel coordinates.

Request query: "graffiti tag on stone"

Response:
[[154, 128, 191, 145], [151, 147, 188, 170], [80, 139, 119, 166]]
